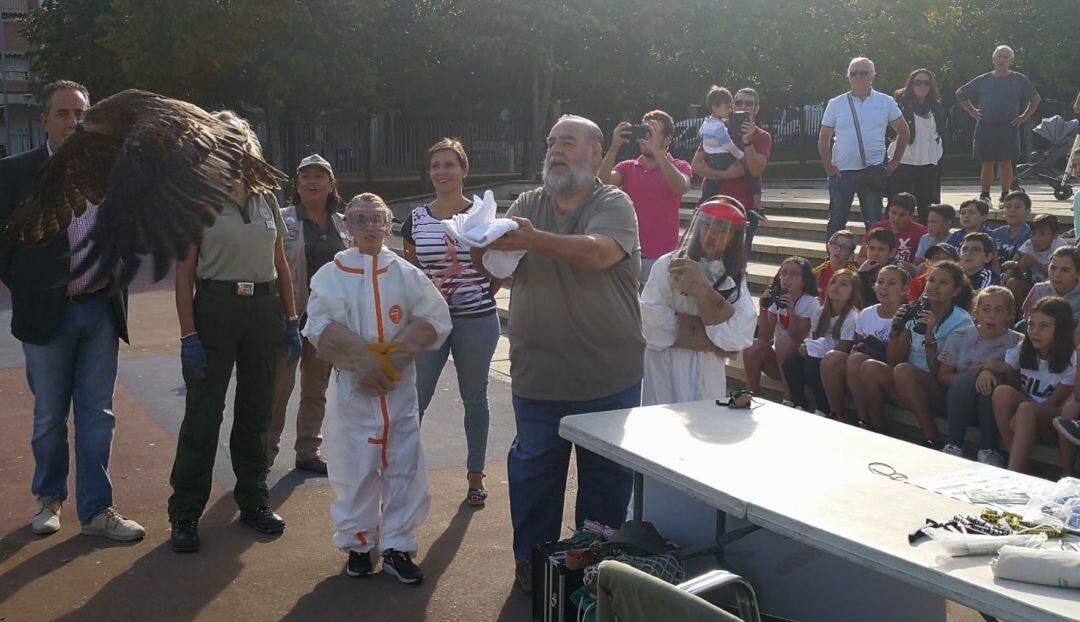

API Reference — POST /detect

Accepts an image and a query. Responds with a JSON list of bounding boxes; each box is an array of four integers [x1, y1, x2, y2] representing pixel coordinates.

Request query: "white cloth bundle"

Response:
[[440, 189, 525, 278], [992, 545, 1080, 588]]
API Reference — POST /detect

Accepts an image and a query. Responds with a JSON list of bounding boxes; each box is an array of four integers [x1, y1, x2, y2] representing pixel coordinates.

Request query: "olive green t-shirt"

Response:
[[197, 192, 285, 282], [505, 180, 644, 401]]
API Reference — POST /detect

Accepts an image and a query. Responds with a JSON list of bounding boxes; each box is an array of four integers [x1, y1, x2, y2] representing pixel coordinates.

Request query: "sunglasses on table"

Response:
[[848, 70, 872, 78], [912, 79, 932, 86]]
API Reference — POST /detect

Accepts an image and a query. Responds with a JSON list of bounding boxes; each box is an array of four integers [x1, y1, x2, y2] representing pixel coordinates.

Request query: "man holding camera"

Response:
[[819, 57, 910, 239], [691, 87, 773, 253], [601, 111, 691, 284]]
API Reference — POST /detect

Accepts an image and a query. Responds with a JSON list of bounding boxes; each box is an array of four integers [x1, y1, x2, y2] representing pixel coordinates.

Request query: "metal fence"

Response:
[[268, 114, 526, 178]]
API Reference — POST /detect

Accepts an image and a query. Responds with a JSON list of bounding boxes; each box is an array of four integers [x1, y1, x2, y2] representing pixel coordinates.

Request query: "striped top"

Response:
[[401, 205, 496, 317]]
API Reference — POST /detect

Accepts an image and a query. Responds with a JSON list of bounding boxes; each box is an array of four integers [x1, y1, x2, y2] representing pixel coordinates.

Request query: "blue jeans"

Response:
[[508, 382, 640, 561], [826, 171, 884, 239], [415, 311, 501, 473], [22, 297, 119, 524]]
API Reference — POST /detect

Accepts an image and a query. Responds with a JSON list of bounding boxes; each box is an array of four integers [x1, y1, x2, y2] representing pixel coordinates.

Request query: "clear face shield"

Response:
[[675, 197, 747, 286]]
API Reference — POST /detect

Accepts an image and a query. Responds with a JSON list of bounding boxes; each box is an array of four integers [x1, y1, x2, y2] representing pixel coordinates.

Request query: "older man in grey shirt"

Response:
[[477, 114, 644, 592]]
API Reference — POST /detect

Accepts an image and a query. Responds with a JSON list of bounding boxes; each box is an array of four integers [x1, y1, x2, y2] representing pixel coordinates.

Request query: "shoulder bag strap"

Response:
[[847, 93, 868, 169]]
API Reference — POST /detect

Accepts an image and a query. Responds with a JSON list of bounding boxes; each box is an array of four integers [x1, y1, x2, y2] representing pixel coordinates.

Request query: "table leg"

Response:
[[633, 471, 644, 520]]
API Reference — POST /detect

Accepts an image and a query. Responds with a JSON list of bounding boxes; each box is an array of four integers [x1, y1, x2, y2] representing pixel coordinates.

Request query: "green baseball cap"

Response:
[[297, 153, 334, 177]]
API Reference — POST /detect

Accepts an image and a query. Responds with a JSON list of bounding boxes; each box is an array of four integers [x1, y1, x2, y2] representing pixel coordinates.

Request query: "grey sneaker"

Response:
[[1054, 417, 1080, 448], [941, 444, 964, 457], [81, 507, 146, 541], [32, 496, 63, 535], [976, 449, 1006, 468]]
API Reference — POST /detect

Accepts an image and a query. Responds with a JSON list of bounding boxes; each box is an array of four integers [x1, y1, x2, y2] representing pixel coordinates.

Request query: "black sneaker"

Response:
[[239, 505, 286, 534], [979, 191, 992, 202], [381, 549, 423, 584], [170, 520, 200, 553], [346, 550, 373, 578], [999, 190, 1009, 205]]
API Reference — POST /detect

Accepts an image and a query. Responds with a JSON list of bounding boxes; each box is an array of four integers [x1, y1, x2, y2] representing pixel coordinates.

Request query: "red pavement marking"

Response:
[[0, 368, 204, 535]]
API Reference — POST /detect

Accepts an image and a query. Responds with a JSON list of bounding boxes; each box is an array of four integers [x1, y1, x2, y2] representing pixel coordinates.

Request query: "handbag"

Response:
[[847, 93, 888, 194]]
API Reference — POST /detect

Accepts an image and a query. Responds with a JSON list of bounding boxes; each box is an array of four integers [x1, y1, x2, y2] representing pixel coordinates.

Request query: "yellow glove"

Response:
[[366, 342, 405, 382]]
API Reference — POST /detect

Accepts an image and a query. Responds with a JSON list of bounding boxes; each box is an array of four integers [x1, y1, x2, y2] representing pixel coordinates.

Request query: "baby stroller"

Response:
[[1014, 115, 1078, 200]]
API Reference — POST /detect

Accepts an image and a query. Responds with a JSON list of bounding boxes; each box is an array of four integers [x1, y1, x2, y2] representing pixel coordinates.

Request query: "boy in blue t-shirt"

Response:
[[945, 198, 993, 248], [993, 189, 1032, 267]]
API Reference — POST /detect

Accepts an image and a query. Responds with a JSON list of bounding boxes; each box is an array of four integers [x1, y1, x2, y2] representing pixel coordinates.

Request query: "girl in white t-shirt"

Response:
[[858, 261, 974, 439], [783, 269, 860, 413], [821, 264, 908, 422], [742, 257, 820, 401], [993, 296, 1077, 474]]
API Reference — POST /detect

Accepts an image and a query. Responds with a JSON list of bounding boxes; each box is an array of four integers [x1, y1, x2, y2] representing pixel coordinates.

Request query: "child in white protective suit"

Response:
[[303, 193, 451, 583], [640, 197, 758, 405]]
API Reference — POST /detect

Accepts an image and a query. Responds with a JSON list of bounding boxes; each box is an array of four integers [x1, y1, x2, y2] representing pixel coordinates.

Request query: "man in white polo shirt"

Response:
[[819, 57, 910, 239]]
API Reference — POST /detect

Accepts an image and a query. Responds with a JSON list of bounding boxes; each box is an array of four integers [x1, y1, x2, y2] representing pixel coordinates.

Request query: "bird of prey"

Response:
[[1, 89, 287, 289]]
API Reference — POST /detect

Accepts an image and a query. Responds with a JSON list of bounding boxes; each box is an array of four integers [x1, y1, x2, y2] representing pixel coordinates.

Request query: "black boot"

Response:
[[239, 505, 286, 534], [170, 520, 200, 553]]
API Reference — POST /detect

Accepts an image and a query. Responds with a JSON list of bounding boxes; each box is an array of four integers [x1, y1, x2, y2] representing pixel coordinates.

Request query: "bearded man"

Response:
[[474, 114, 645, 592]]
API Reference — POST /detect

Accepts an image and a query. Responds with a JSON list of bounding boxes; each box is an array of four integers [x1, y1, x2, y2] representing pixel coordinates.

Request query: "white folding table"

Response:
[[559, 399, 1080, 622]]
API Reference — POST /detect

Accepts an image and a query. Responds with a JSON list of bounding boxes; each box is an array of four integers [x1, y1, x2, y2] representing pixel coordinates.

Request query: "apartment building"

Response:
[[1, 0, 43, 157]]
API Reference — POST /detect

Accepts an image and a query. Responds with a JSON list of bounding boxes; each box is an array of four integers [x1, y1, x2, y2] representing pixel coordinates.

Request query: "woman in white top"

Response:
[[888, 69, 946, 223], [641, 197, 758, 405]]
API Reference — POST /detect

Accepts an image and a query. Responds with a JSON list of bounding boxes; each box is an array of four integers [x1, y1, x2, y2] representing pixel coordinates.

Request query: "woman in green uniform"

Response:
[[167, 110, 303, 553]]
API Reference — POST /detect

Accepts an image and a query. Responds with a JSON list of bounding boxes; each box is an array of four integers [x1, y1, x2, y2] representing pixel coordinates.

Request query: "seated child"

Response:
[[992, 189, 1032, 267], [303, 194, 452, 583], [914, 204, 956, 268], [945, 198, 993, 248], [783, 269, 860, 413], [1009, 213, 1066, 285], [959, 232, 1000, 290], [1022, 246, 1080, 328], [857, 261, 974, 440], [910, 242, 958, 300], [812, 230, 858, 301], [993, 296, 1076, 475], [742, 256, 820, 400], [858, 228, 911, 305], [937, 286, 1022, 467], [821, 265, 909, 422], [861, 192, 926, 263]]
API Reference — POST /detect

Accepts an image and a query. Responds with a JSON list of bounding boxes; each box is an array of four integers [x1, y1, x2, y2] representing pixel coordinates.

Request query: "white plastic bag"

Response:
[[924, 528, 1046, 557]]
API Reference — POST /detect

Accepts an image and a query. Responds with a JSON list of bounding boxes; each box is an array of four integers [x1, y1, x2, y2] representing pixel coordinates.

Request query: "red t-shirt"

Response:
[[615, 153, 693, 258], [697, 127, 773, 211], [908, 273, 926, 302], [864, 220, 927, 263]]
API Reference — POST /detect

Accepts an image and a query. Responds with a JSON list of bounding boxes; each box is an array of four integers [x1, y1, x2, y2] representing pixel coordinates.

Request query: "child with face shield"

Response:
[[640, 196, 759, 405], [302, 194, 451, 582]]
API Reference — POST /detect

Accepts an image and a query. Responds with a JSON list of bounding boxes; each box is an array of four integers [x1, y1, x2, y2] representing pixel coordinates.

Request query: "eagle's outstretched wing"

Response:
[[69, 112, 286, 288], [3, 128, 121, 246]]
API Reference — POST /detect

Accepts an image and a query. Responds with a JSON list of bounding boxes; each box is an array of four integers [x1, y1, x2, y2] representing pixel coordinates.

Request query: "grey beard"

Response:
[[543, 162, 593, 196]]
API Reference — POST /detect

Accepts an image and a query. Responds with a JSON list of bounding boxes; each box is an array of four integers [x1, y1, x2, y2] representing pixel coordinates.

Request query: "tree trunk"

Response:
[[526, 56, 554, 180]]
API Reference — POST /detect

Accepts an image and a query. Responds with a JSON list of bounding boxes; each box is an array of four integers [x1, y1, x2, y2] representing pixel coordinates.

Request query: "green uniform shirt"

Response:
[[197, 192, 285, 282]]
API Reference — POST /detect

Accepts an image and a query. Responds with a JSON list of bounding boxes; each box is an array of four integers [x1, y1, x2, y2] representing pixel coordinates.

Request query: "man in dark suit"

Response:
[[0, 80, 144, 540]]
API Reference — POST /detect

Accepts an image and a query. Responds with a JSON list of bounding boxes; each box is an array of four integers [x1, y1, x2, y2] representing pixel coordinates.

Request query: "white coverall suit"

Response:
[[303, 247, 451, 554], [640, 252, 758, 406]]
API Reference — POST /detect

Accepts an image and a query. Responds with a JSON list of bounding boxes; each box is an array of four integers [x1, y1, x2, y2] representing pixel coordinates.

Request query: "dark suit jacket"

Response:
[[0, 145, 129, 346]]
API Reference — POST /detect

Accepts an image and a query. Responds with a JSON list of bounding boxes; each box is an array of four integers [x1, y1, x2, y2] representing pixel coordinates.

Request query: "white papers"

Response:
[[441, 189, 525, 278]]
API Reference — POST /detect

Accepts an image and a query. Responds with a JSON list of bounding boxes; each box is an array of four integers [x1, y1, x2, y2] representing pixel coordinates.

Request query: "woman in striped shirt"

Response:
[[402, 138, 503, 506]]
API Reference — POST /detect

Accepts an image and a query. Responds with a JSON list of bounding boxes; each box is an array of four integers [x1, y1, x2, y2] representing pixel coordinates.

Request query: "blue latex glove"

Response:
[[284, 318, 302, 366], [180, 333, 207, 380]]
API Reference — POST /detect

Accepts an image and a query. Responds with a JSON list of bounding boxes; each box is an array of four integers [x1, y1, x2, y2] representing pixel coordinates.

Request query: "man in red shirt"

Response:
[[860, 192, 926, 263], [601, 110, 692, 284], [691, 87, 773, 253]]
